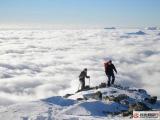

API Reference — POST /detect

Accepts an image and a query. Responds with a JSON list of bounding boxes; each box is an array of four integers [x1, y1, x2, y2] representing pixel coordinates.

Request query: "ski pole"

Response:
[[89, 77, 90, 87]]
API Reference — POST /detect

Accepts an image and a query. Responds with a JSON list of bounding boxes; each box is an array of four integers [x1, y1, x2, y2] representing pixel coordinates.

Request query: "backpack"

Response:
[[104, 62, 109, 70], [79, 71, 85, 79]]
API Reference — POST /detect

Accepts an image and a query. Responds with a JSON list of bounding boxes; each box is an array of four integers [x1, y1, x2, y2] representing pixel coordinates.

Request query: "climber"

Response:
[[104, 60, 117, 86], [79, 68, 90, 90]]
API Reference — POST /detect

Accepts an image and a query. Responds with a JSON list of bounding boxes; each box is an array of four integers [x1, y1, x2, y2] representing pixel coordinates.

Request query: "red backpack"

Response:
[[104, 62, 109, 71]]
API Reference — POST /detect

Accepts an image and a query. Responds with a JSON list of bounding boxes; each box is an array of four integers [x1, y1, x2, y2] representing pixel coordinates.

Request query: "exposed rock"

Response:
[[122, 102, 151, 117], [77, 98, 85, 101], [138, 89, 147, 94], [122, 111, 132, 117], [113, 84, 124, 90], [127, 89, 137, 93], [104, 96, 114, 101], [120, 99, 129, 106], [110, 90, 117, 94], [84, 85, 90, 90], [95, 91, 102, 100], [87, 91, 103, 100], [150, 96, 157, 104], [63, 94, 74, 98], [129, 102, 150, 111], [99, 83, 107, 88], [145, 96, 157, 104], [95, 86, 99, 89], [83, 91, 102, 100], [76, 86, 95, 93], [117, 94, 129, 100], [64, 84, 158, 118], [104, 94, 129, 103]]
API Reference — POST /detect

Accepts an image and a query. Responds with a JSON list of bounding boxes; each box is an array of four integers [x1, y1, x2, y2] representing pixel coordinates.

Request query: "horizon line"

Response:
[[0, 23, 159, 30]]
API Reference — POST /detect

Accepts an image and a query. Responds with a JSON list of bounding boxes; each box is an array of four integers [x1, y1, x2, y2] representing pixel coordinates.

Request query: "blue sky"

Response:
[[0, 0, 160, 27]]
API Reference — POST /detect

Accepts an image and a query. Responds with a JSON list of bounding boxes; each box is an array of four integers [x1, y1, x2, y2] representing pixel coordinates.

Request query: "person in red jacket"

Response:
[[104, 60, 117, 86]]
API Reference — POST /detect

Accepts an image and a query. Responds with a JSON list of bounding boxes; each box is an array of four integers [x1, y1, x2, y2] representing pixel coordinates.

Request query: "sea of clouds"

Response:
[[0, 28, 160, 106]]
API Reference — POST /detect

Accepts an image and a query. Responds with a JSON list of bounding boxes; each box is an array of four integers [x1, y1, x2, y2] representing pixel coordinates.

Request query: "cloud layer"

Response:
[[0, 28, 160, 105]]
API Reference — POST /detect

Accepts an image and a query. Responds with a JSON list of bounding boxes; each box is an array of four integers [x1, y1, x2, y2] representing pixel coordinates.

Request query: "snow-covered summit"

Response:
[[0, 84, 159, 120]]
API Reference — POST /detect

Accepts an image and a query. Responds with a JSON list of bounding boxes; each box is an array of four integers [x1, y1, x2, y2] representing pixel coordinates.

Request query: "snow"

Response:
[[0, 27, 160, 107], [60, 100, 127, 116], [42, 96, 76, 106], [0, 86, 159, 120], [0, 95, 120, 120]]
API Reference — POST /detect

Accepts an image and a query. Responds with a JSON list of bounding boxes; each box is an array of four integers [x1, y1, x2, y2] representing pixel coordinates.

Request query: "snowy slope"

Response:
[[0, 97, 125, 120], [0, 85, 160, 120]]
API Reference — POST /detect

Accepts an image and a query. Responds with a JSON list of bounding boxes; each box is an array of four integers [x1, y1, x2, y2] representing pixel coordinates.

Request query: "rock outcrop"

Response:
[[66, 83, 159, 117]]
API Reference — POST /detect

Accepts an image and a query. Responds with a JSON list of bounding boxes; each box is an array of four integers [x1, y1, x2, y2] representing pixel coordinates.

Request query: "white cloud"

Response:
[[0, 28, 160, 106]]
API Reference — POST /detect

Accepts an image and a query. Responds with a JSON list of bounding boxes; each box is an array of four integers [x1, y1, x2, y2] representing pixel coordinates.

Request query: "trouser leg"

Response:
[[80, 79, 85, 90], [107, 75, 111, 87], [82, 80, 85, 89], [111, 74, 115, 84]]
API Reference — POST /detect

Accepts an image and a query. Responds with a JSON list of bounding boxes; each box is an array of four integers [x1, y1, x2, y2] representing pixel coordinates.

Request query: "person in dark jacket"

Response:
[[104, 60, 117, 86], [79, 68, 90, 90]]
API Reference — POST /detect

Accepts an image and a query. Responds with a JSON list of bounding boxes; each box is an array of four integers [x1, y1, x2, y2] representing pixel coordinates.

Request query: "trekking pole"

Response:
[[78, 82, 81, 91]]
